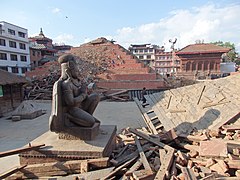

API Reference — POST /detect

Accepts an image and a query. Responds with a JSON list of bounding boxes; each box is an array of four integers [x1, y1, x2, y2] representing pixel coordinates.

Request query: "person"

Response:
[[141, 87, 147, 107], [23, 87, 29, 100], [49, 54, 100, 132]]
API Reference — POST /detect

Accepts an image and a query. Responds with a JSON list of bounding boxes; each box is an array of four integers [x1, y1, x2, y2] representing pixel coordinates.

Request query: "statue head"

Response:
[[58, 54, 79, 79]]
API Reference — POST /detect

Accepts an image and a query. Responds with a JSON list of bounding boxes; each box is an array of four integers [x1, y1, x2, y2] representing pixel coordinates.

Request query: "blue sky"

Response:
[[1, 0, 240, 51]]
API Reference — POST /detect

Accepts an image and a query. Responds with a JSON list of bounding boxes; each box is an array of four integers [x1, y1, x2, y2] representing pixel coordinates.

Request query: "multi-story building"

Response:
[[0, 21, 30, 75], [154, 50, 180, 75], [29, 28, 57, 69], [129, 44, 160, 66]]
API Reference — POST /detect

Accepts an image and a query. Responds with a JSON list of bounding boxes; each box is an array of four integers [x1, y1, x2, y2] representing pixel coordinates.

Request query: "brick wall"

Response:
[[97, 80, 166, 90], [110, 73, 157, 81]]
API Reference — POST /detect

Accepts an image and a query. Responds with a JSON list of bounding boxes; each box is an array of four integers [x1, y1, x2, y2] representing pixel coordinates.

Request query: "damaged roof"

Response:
[[0, 70, 28, 85]]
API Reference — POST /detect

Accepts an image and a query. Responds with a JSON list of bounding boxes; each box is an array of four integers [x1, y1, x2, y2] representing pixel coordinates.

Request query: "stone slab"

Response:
[[58, 122, 100, 141], [19, 125, 116, 165]]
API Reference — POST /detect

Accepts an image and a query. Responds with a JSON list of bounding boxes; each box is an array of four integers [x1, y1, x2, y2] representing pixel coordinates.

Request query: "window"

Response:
[[19, 43, 26, 50], [0, 39, 6, 46], [20, 55, 27, 62], [210, 62, 214, 70], [0, 66, 8, 71], [134, 50, 138, 53], [139, 49, 143, 53], [37, 51, 41, 56], [9, 41, 17, 48], [10, 54, 17, 61], [139, 55, 144, 59], [32, 51, 35, 56], [12, 67, 19, 73], [21, 67, 27, 73], [198, 62, 202, 70], [8, 29, 15, 35], [144, 49, 148, 53], [0, 53, 7, 60], [149, 49, 153, 52], [18, 31, 25, 38], [147, 55, 151, 59]]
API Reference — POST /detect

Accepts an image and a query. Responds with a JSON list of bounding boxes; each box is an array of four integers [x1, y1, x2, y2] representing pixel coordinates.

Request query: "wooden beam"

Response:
[[134, 136, 152, 172], [0, 165, 27, 179], [0, 144, 45, 158], [113, 143, 150, 166], [125, 150, 154, 176], [101, 157, 137, 180], [8, 158, 109, 179], [202, 100, 231, 109], [128, 128, 174, 151], [211, 112, 240, 130], [155, 148, 175, 180], [197, 85, 206, 105]]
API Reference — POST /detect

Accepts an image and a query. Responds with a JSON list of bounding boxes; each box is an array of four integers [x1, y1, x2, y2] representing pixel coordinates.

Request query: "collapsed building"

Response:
[[2, 73, 240, 179], [25, 38, 170, 100]]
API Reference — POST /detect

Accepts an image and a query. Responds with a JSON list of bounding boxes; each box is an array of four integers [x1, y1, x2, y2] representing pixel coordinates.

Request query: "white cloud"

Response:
[[53, 34, 74, 45], [112, 3, 240, 52], [52, 8, 61, 14]]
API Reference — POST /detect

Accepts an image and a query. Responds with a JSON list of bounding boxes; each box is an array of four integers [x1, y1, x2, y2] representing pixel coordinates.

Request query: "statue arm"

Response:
[[62, 82, 87, 106]]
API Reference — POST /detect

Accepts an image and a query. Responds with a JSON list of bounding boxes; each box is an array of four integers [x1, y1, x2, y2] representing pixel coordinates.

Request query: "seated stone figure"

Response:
[[49, 54, 100, 134]]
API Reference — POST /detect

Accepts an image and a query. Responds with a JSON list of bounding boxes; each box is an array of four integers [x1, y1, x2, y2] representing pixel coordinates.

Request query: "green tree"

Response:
[[211, 41, 238, 62]]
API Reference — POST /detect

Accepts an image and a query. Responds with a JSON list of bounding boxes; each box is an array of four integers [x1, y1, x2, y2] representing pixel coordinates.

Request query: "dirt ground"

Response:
[[0, 100, 145, 174]]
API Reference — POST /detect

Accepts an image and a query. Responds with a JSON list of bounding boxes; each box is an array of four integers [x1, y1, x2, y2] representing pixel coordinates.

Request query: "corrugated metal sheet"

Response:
[[0, 69, 28, 85]]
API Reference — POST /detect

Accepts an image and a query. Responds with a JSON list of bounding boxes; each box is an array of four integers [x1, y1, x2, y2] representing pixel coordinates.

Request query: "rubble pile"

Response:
[[11, 100, 46, 120], [105, 123, 240, 179]]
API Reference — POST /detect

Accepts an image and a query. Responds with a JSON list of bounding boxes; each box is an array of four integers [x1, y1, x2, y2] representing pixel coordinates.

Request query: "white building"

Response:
[[0, 21, 30, 75]]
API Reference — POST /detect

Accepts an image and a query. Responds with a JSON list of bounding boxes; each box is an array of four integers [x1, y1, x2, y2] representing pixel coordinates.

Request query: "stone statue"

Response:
[[49, 54, 100, 134]]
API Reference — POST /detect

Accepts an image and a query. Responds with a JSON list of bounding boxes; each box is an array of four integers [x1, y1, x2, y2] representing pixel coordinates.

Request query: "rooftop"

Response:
[[177, 43, 230, 55], [0, 69, 28, 85]]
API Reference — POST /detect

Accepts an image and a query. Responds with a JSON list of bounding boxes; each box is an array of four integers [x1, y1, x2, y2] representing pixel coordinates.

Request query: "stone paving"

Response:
[[0, 100, 145, 174]]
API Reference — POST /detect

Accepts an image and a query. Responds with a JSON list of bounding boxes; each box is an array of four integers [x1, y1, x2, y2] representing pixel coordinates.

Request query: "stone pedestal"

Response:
[[19, 125, 117, 165], [58, 122, 100, 141]]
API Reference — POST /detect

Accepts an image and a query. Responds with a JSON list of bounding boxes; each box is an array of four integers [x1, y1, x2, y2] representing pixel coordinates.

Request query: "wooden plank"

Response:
[[134, 136, 152, 172], [197, 85, 206, 105], [202, 100, 231, 109], [159, 148, 166, 164], [178, 133, 208, 142], [222, 124, 240, 131], [0, 165, 27, 179], [125, 150, 154, 176], [101, 157, 137, 180], [181, 167, 197, 180], [129, 128, 174, 151], [0, 144, 45, 158], [132, 169, 155, 180], [155, 149, 175, 180], [226, 160, 240, 169], [167, 95, 172, 109], [113, 144, 150, 166], [211, 112, 240, 130], [9, 158, 109, 178]]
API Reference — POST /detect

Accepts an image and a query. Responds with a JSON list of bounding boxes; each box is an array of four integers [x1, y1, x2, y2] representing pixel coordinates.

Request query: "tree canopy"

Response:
[[211, 41, 238, 63]]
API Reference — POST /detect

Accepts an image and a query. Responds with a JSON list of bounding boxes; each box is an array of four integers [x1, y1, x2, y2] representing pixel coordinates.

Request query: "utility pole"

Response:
[[169, 38, 177, 76]]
